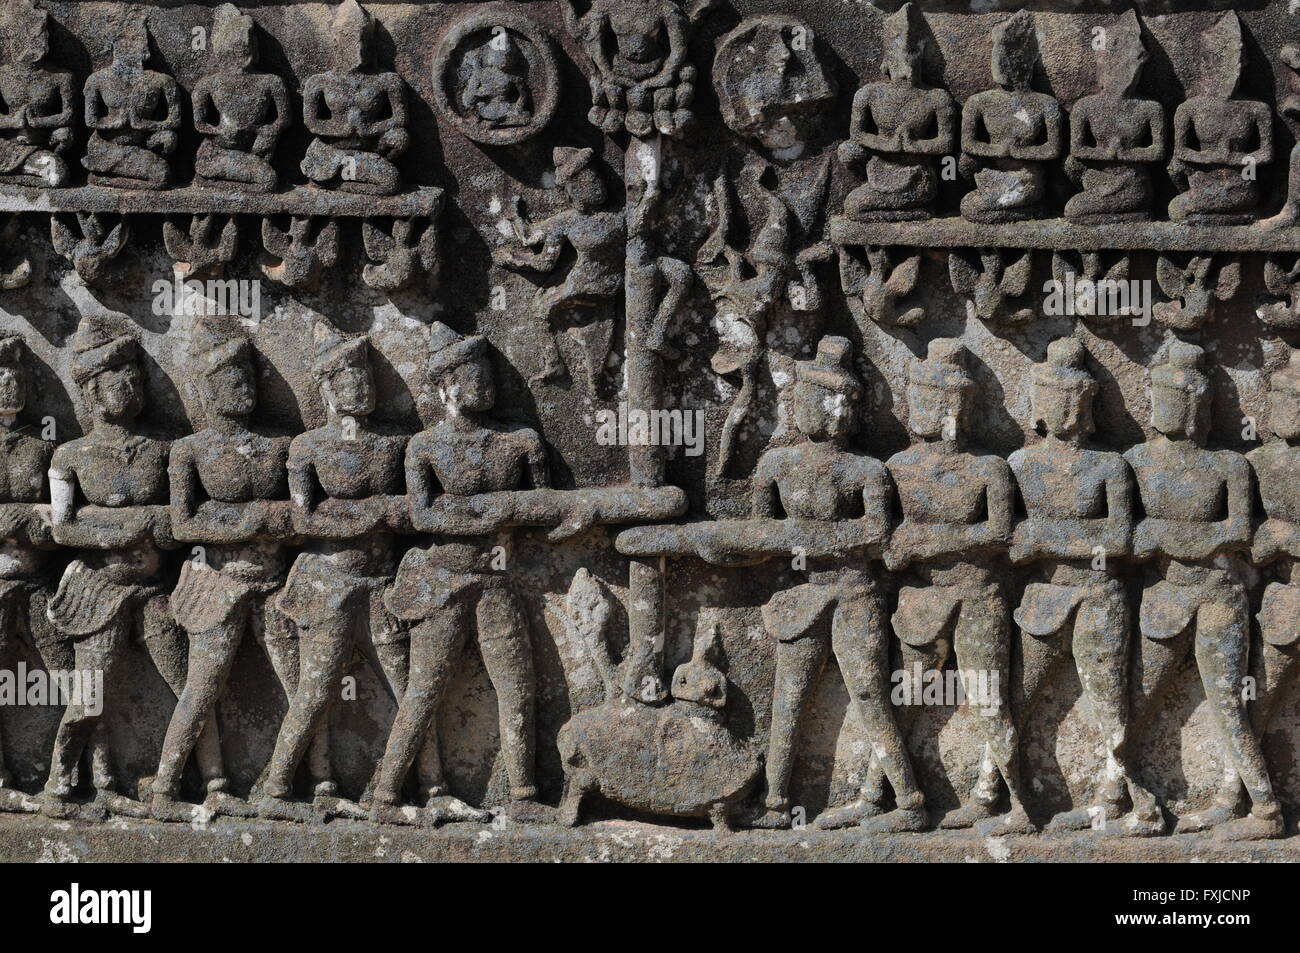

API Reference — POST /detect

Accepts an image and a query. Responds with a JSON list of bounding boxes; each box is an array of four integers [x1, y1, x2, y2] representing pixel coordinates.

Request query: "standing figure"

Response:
[[82, 15, 181, 190], [256, 324, 411, 820], [41, 322, 216, 819], [300, 0, 409, 196], [0, 0, 75, 187], [733, 337, 921, 832], [191, 3, 291, 193], [375, 323, 550, 825], [1007, 338, 1157, 833], [884, 339, 1029, 834], [1167, 12, 1272, 225], [151, 316, 303, 821], [1209, 351, 1300, 829], [1125, 342, 1282, 840], [839, 3, 955, 221], [494, 147, 626, 388], [1063, 11, 1166, 223], [959, 10, 1062, 223], [0, 332, 56, 813]]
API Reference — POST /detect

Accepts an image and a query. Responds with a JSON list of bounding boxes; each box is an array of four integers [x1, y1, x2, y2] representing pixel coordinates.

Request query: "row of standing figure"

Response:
[[731, 333, 1299, 839], [1, 318, 1297, 834]]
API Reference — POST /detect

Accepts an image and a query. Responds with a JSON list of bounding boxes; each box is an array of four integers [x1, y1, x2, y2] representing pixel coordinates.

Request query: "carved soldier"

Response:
[[884, 339, 1029, 834], [151, 316, 303, 821], [1167, 12, 1272, 225], [1063, 10, 1166, 223], [82, 14, 181, 190], [0, 332, 56, 813], [839, 3, 955, 221], [257, 324, 411, 820], [192, 4, 291, 193], [300, 0, 409, 196], [1007, 338, 1156, 833], [959, 10, 1062, 223], [494, 147, 626, 387], [375, 323, 550, 825], [41, 322, 216, 819], [1125, 342, 1282, 839], [0, 0, 75, 187], [734, 337, 922, 832], [1235, 351, 1300, 816]]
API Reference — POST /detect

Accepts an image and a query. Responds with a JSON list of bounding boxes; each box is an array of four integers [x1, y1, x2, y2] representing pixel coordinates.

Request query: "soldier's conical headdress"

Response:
[[427, 321, 486, 382], [796, 335, 862, 399], [189, 314, 251, 376], [71, 320, 137, 385], [312, 321, 368, 379], [1033, 337, 1096, 395], [911, 337, 974, 393]]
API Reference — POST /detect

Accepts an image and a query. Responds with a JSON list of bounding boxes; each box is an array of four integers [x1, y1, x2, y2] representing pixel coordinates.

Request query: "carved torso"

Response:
[[174, 430, 290, 503], [290, 423, 406, 499], [52, 433, 169, 506], [755, 444, 885, 520], [0, 429, 51, 502]]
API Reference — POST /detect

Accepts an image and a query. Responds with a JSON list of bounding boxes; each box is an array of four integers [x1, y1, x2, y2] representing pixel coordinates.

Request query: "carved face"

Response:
[[15, 20, 49, 65], [1268, 387, 1300, 442], [1151, 382, 1208, 440], [609, 8, 667, 72], [564, 168, 606, 212], [1033, 383, 1094, 440], [883, 31, 923, 83], [203, 357, 256, 419], [792, 381, 857, 444], [323, 363, 375, 417], [439, 357, 495, 414], [88, 363, 143, 421], [907, 381, 967, 440], [0, 363, 25, 416]]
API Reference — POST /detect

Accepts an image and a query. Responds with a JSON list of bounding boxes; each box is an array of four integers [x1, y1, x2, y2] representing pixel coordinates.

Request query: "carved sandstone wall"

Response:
[[0, 0, 1299, 854]]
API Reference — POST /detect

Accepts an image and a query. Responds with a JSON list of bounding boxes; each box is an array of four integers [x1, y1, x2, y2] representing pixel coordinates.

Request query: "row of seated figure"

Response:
[[842, 6, 1298, 227], [0, 312, 1297, 838], [5, 0, 1300, 228], [0, 0, 408, 195]]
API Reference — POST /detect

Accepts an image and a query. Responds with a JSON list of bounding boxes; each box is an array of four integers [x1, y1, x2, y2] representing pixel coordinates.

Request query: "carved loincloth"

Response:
[[46, 558, 163, 640], [892, 580, 1002, 647], [1259, 582, 1300, 647], [276, 549, 404, 644], [1140, 571, 1245, 641], [761, 570, 875, 642], [1014, 578, 1125, 639], [169, 554, 284, 634]]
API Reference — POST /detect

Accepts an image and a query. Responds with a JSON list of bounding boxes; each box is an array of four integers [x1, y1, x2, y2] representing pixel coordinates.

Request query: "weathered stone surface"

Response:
[[4, 0, 1300, 862]]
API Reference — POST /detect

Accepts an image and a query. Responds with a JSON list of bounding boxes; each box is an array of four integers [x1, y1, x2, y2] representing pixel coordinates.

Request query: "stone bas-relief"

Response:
[[9, 0, 1300, 864]]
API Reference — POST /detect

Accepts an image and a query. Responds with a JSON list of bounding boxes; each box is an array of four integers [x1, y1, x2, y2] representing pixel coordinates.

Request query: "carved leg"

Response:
[[1056, 596, 1151, 834], [259, 620, 352, 810], [952, 593, 1036, 836], [739, 632, 829, 830], [43, 623, 127, 817], [141, 596, 225, 794], [830, 593, 928, 833], [1191, 599, 1284, 841], [557, 766, 597, 828], [152, 621, 242, 821], [477, 587, 550, 824], [256, 601, 333, 794], [372, 605, 469, 819], [840, 638, 950, 829]]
